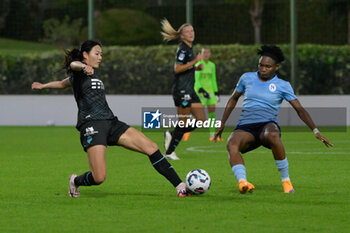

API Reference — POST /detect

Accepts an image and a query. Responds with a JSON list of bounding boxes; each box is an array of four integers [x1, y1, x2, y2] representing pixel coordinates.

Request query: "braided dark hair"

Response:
[[257, 45, 285, 64], [63, 40, 102, 74]]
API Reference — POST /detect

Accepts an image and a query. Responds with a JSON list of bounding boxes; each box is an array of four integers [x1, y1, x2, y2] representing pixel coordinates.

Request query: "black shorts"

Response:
[[79, 117, 130, 152], [173, 90, 201, 108], [235, 121, 281, 152]]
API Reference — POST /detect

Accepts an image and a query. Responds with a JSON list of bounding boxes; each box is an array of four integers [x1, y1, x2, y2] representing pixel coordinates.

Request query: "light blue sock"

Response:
[[275, 158, 290, 182], [232, 164, 247, 182]]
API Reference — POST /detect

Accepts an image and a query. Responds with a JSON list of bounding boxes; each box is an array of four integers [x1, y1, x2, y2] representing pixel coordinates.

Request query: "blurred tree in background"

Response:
[[0, 0, 10, 34], [1, 0, 350, 95], [42, 16, 83, 47], [0, 0, 349, 46], [327, 0, 350, 45], [226, 0, 264, 44], [89, 8, 160, 45]]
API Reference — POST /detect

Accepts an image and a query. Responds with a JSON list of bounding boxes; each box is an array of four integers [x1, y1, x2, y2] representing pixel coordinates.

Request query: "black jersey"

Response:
[[173, 42, 196, 92], [69, 70, 114, 129]]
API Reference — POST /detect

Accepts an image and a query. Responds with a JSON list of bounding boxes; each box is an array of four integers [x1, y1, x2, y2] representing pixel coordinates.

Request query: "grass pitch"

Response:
[[0, 126, 349, 233], [0, 38, 57, 55]]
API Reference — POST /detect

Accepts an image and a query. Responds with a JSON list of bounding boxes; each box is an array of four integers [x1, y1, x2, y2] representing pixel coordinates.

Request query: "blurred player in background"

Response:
[[160, 19, 206, 160], [190, 47, 222, 142], [32, 39, 190, 197], [214, 45, 333, 194]]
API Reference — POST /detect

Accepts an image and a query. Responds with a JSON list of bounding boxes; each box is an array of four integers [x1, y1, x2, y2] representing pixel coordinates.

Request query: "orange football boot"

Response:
[[238, 180, 255, 194], [282, 180, 295, 193]]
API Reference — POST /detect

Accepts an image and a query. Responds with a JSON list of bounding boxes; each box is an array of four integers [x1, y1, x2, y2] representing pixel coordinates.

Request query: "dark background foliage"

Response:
[[0, 0, 348, 45], [1, 44, 349, 95]]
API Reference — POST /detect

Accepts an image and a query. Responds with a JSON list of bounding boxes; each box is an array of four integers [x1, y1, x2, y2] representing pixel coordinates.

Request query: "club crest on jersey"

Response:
[[269, 83, 277, 92], [178, 53, 185, 61], [91, 79, 104, 90]]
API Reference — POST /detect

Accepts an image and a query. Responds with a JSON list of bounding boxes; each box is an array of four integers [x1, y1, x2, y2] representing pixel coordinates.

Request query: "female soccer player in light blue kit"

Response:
[[214, 45, 333, 194]]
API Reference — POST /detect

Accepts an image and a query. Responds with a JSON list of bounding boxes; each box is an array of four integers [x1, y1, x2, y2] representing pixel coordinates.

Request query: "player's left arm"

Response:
[[32, 77, 71, 90], [289, 99, 333, 147]]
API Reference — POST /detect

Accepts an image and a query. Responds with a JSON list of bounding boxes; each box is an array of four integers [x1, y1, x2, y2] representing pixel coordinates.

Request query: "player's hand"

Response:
[[315, 133, 333, 147], [196, 63, 204, 71], [195, 53, 202, 63], [198, 88, 210, 99], [213, 127, 224, 142], [31, 82, 44, 90], [83, 65, 94, 75]]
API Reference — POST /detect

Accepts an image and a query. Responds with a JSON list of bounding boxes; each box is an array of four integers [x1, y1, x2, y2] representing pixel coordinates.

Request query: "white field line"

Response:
[[186, 145, 349, 154]]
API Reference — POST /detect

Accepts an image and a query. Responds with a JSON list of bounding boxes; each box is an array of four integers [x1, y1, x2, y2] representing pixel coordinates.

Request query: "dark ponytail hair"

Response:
[[63, 39, 102, 74]]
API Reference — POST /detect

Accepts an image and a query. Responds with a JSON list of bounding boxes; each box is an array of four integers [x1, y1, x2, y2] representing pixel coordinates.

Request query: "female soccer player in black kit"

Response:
[[31, 40, 189, 197], [160, 19, 206, 160]]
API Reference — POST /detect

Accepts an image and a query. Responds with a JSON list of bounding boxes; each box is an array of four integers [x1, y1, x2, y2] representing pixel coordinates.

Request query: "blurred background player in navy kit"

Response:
[[160, 19, 206, 160]]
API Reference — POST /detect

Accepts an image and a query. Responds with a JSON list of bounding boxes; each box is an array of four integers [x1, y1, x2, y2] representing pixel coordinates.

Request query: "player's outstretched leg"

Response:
[[119, 127, 189, 196], [150, 150, 190, 196]]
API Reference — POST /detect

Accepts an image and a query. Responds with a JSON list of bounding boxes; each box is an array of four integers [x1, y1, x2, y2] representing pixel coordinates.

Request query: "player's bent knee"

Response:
[[266, 131, 280, 141], [227, 142, 239, 153], [93, 174, 106, 185]]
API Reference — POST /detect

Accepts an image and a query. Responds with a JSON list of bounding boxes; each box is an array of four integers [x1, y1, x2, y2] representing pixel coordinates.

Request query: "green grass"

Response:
[[0, 126, 349, 233], [0, 38, 57, 55]]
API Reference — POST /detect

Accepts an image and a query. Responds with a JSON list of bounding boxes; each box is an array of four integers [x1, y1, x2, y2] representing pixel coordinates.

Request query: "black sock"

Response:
[[74, 171, 98, 186], [166, 126, 184, 154], [149, 150, 182, 187], [165, 125, 196, 154]]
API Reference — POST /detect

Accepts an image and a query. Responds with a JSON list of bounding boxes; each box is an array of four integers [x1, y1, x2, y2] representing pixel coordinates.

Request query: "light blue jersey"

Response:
[[235, 72, 297, 125]]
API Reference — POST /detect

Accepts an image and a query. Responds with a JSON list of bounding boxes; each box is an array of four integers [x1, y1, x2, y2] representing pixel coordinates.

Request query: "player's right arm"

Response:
[[70, 61, 94, 75], [31, 77, 71, 90], [289, 99, 333, 147], [214, 74, 246, 141], [174, 53, 202, 74], [214, 90, 242, 141]]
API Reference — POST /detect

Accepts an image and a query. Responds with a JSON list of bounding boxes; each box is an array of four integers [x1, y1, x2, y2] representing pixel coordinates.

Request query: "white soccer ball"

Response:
[[185, 169, 211, 195]]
